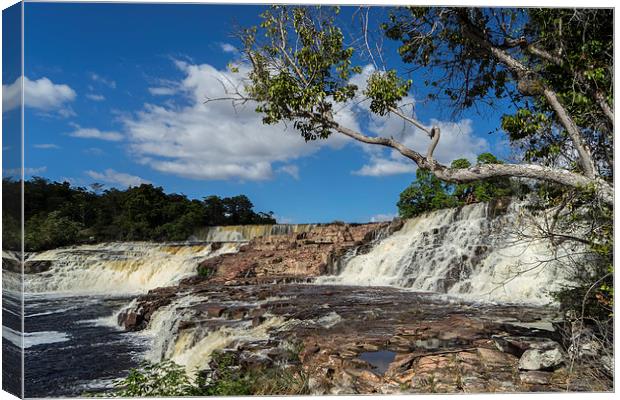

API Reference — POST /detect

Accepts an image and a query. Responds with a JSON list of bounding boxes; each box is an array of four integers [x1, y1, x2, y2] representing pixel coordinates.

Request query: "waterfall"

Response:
[[23, 242, 241, 295], [192, 224, 317, 242], [317, 200, 575, 304]]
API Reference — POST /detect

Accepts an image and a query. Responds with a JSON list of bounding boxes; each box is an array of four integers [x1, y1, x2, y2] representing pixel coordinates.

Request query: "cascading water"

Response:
[[24, 242, 241, 295], [318, 199, 575, 304], [192, 224, 317, 242]]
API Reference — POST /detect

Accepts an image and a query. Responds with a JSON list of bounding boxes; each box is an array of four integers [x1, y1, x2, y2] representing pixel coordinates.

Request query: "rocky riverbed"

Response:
[[116, 220, 612, 394], [119, 280, 612, 394], [7, 208, 613, 395]]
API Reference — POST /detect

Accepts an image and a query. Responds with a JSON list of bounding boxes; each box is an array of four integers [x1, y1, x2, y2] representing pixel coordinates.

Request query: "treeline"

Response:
[[2, 178, 276, 251], [397, 152, 526, 218]]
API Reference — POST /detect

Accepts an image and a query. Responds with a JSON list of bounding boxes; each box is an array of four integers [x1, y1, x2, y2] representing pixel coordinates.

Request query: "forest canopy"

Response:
[[2, 178, 276, 251]]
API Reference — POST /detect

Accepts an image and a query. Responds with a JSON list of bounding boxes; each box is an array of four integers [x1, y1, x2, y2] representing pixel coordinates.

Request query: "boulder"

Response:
[[493, 335, 558, 357], [518, 343, 564, 371]]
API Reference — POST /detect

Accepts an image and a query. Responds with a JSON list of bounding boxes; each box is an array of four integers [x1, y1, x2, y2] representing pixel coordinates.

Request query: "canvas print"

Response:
[[1, 1, 614, 397]]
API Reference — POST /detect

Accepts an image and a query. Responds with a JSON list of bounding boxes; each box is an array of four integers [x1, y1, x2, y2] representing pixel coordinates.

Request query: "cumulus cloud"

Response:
[[354, 156, 416, 177], [86, 93, 105, 101], [121, 61, 346, 181], [3, 76, 76, 113], [68, 124, 123, 141], [277, 164, 300, 179], [85, 169, 149, 188], [220, 43, 238, 53], [33, 143, 60, 149], [90, 73, 116, 89], [369, 213, 397, 222], [3, 166, 47, 177], [342, 65, 488, 177]]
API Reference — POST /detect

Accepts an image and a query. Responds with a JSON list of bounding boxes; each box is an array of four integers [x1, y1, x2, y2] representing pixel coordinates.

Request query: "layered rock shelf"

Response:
[[116, 222, 611, 394], [120, 282, 611, 393], [195, 222, 396, 284]]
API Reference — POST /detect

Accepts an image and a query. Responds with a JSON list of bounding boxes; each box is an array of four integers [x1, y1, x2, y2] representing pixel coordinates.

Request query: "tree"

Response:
[[397, 168, 457, 218], [398, 152, 516, 218], [25, 211, 82, 251], [12, 177, 277, 250], [451, 153, 515, 203], [213, 6, 611, 205], [216, 6, 613, 350]]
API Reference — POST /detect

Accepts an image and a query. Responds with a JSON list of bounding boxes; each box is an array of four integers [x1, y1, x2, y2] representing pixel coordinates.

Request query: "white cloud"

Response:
[[85, 169, 149, 188], [33, 143, 60, 149], [68, 124, 123, 141], [86, 93, 105, 101], [3, 166, 47, 177], [148, 87, 178, 96], [274, 215, 294, 224], [354, 156, 416, 176], [277, 164, 299, 179], [220, 43, 238, 53], [121, 61, 346, 181], [2, 76, 76, 113], [90, 73, 116, 89], [369, 213, 397, 222], [342, 65, 488, 177]]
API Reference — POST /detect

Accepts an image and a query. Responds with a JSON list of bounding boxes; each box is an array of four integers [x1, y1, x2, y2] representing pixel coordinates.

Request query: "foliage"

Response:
[[382, 7, 612, 180], [4, 177, 276, 251], [397, 152, 516, 218], [243, 6, 361, 141], [201, 349, 308, 396], [24, 211, 82, 251], [536, 185, 614, 321], [397, 168, 457, 218], [104, 349, 309, 397], [109, 360, 198, 397], [451, 153, 515, 203], [365, 70, 412, 116]]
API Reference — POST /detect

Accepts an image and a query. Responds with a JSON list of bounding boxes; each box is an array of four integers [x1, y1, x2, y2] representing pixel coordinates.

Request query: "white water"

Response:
[[192, 224, 317, 242], [137, 292, 288, 375], [23, 242, 241, 295], [2, 326, 70, 349], [318, 201, 575, 304]]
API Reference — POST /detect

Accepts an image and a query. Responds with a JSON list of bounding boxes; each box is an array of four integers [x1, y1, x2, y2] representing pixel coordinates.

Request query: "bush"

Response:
[[108, 360, 198, 397], [397, 152, 517, 219], [103, 348, 309, 397]]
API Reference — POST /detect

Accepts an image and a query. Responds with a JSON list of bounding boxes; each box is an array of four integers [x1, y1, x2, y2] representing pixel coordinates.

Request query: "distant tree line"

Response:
[[397, 152, 525, 218], [2, 178, 276, 251]]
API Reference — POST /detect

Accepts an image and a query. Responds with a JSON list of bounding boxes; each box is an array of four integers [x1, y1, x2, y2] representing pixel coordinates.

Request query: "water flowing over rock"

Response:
[[318, 199, 575, 304], [196, 223, 389, 284], [22, 242, 241, 294], [14, 204, 610, 394], [192, 224, 319, 242]]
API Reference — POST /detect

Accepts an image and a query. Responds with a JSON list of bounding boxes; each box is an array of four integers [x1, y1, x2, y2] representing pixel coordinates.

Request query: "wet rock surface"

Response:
[[196, 222, 390, 283], [116, 279, 607, 394], [114, 221, 611, 394]]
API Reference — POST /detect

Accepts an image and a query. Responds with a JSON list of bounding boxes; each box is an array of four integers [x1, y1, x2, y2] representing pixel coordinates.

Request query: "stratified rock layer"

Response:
[[117, 221, 610, 394], [197, 222, 393, 284]]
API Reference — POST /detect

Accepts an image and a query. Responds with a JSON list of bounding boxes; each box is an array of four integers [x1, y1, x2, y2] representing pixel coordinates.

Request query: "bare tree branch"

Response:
[[326, 116, 613, 205], [456, 10, 598, 179]]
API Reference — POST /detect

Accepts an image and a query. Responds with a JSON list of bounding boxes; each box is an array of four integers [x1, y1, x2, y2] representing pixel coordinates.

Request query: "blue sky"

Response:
[[6, 2, 513, 223]]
